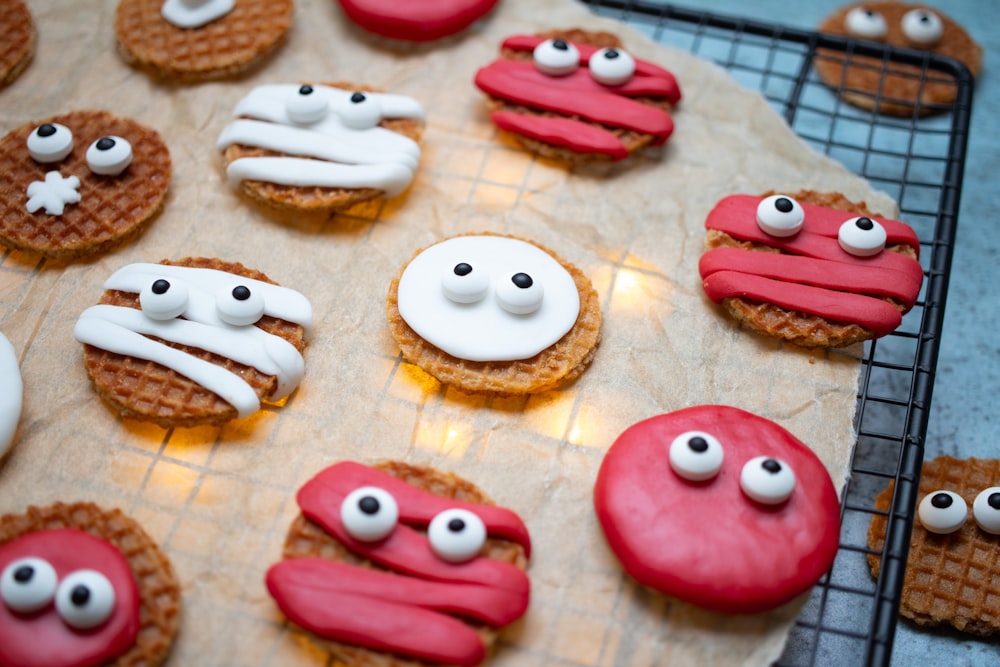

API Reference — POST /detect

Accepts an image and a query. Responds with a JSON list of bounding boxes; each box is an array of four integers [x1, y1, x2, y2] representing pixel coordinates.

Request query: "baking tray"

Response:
[[580, 2, 973, 665]]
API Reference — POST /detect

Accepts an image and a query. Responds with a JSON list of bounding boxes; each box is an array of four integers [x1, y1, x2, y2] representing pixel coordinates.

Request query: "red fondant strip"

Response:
[[337, 0, 501, 42], [491, 111, 630, 160]]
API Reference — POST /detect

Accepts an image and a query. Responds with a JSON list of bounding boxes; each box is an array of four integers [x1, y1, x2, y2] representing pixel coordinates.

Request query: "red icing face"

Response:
[[266, 461, 531, 666], [699, 194, 924, 337], [474, 35, 681, 160], [593, 405, 841, 614], [336, 0, 500, 41], [0, 529, 141, 667]]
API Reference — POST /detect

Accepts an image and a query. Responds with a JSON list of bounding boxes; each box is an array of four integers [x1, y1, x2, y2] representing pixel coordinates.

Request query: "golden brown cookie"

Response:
[[75, 257, 312, 428], [0, 110, 171, 259], [0, 0, 34, 88], [387, 232, 602, 395], [815, 2, 982, 116], [0, 501, 180, 667], [114, 0, 292, 82], [868, 456, 1000, 636]]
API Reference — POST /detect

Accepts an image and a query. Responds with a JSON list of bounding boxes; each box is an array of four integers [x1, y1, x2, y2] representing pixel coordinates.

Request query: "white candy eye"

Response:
[[427, 508, 487, 563], [668, 431, 724, 482], [756, 195, 804, 237], [589, 48, 636, 86], [27, 123, 74, 163], [844, 7, 888, 39], [139, 278, 189, 320], [54, 569, 116, 630], [918, 490, 967, 534], [740, 456, 796, 505], [215, 284, 266, 326], [1, 557, 57, 613], [442, 262, 490, 304], [86, 136, 133, 176], [340, 486, 399, 542], [972, 487, 1000, 535], [286, 84, 330, 124], [838, 216, 887, 257], [533, 38, 580, 76], [337, 92, 382, 130], [901, 9, 944, 46], [495, 272, 543, 315]]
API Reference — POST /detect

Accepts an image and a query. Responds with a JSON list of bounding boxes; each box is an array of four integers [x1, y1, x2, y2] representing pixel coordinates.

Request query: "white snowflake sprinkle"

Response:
[[26, 170, 82, 216]]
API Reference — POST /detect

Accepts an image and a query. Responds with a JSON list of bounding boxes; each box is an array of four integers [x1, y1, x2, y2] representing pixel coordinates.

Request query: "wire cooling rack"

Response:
[[580, 2, 973, 665]]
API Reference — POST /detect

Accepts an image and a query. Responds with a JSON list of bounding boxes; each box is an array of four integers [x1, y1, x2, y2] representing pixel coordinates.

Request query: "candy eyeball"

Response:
[[442, 262, 490, 304], [337, 92, 382, 130], [54, 569, 116, 630], [740, 456, 796, 505], [756, 194, 805, 238], [533, 38, 580, 76], [918, 490, 967, 534], [844, 7, 888, 39], [901, 8, 944, 46], [86, 136, 133, 176], [215, 284, 266, 326], [286, 84, 330, 124], [668, 431, 724, 482], [140, 278, 190, 321], [27, 123, 74, 163], [427, 508, 487, 563], [589, 48, 636, 86], [972, 487, 1000, 535], [340, 486, 399, 542], [838, 216, 887, 257], [1, 557, 58, 614], [495, 271, 544, 315]]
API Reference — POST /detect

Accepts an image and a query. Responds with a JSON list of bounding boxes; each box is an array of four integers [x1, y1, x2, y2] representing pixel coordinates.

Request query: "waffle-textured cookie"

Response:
[[868, 456, 1000, 636], [75, 257, 311, 428], [0, 0, 34, 88], [114, 0, 292, 82], [387, 232, 602, 396], [815, 2, 982, 116], [0, 110, 171, 259], [0, 501, 180, 667]]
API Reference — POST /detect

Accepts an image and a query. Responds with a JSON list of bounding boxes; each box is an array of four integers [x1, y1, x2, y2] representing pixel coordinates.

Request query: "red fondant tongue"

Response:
[[490, 111, 631, 160]]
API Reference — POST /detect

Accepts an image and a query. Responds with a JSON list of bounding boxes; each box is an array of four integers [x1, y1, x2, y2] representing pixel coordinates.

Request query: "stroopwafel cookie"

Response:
[[0, 0, 34, 88]]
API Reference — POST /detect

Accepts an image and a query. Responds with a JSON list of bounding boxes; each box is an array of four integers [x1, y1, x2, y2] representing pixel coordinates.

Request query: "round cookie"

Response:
[[0, 501, 180, 667], [386, 232, 602, 396], [0, 110, 171, 259], [0, 332, 21, 461], [74, 257, 312, 428], [698, 190, 924, 348], [594, 405, 841, 615], [815, 2, 982, 116], [268, 460, 531, 666], [474, 29, 681, 164], [0, 0, 34, 88], [337, 0, 501, 42], [114, 0, 293, 82]]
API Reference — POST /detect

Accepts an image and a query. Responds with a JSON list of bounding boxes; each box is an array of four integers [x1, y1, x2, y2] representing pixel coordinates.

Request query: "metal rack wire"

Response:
[[580, 2, 973, 665]]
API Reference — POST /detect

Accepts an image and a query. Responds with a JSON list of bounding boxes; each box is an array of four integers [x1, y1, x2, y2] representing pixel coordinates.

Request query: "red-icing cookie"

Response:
[[337, 0, 500, 42], [594, 405, 841, 614]]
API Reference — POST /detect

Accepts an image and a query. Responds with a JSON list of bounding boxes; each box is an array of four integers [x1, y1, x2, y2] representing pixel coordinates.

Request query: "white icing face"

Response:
[[161, 0, 234, 29], [396, 236, 581, 362], [0, 333, 22, 459]]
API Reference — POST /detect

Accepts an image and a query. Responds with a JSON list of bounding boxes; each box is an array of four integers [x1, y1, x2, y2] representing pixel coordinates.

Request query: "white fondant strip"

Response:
[[161, 0, 234, 28], [0, 333, 22, 457], [234, 84, 426, 124], [226, 157, 415, 197]]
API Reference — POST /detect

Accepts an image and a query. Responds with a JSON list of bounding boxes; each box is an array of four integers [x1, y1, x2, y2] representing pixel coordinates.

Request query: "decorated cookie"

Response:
[[594, 405, 841, 614], [386, 232, 602, 395], [0, 0, 34, 89], [699, 190, 924, 347], [217, 83, 425, 213], [0, 111, 171, 259], [268, 460, 531, 665], [73, 258, 312, 428], [473, 29, 681, 164], [0, 333, 21, 461], [869, 456, 1000, 636], [337, 0, 500, 42], [114, 0, 293, 81], [0, 501, 180, 667], [815, 2, 982, 116]]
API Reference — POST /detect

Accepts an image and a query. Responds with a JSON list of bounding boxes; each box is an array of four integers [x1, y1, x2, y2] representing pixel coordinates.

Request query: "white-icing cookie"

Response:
[[0, 333, 22, 459]]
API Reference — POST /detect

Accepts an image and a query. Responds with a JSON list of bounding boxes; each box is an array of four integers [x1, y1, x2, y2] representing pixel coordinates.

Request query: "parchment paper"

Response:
[[0, 0, 897, 665]]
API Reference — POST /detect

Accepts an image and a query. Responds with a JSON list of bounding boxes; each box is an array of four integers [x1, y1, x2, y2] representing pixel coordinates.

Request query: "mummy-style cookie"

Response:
[[0, 0, 35, 88], [0, 333, 21, 461], [594, 405, 841, 614], [386, 233, 602, 395], [337, 0, 500, 42], [474, 30, 681, 164], [699, 191, 924, 347], [268, 460, 531, 666], [74, 258, 312, 428], [0, 111, 171, 259], [217, 83, 425, 214]]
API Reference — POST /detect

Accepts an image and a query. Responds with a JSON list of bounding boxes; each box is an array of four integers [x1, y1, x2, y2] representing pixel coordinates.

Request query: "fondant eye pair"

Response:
[[756, 194, 887, 257], [27, 124, 133, 176], [533, 39, 637, 86], [442, 262, 544, 315], [139, 278, 266, 325], [340, 486, 487, 563], [669, 431, 796, 505], [845, 7, 943, 45], [917, 487, 1000, 535], [286, 85, 382, 130], [0, 558, 115, 629]]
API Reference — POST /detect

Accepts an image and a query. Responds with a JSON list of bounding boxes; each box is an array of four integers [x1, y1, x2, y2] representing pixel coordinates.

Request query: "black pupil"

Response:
[[37, 124, 56, 138], [70, 585, 90, 606], [775, 197, 793, 213], [919, 13, 931, 23], [232, 285, 251, 301], [856, 217, 875, 231], [512, 273, 533, 289], [454, 263, 473, 276], [762, 458, 782, 474], [988, 493, 1000, 510], [931, 492, 953, 509], [552, 39, 568, 51], [351, 92, 366, 104], [604, 49, 620, 59], [299, 84, 313, 95], [359, 496, 380, 515], [152, 279, 170, 295], [448, 518, 466, 532], [96, 137, 115, 151], [13, 565, 33, 583], [687, 436, 709, 453]]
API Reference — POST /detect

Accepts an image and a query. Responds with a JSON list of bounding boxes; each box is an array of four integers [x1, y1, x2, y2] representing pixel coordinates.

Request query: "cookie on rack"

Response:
[[815, 2, 982, 116], [0, 0, 34, 88], [386, 232, 602, 395], [268, 460, 531, 666], [868, 456, 1000, 636], [474, 29, 681, 164], [0, 332, 21, 461], [699, 190, 924, 347], [0, 501, 180, 667], [74, 257, 313, 428], [337, 0, 501, 42], [114, 0, 293, 82], [0, 110, 171, 259]]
